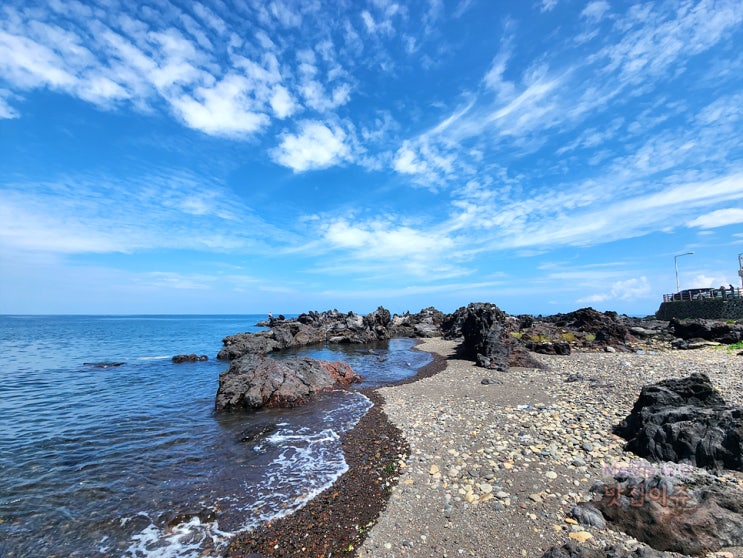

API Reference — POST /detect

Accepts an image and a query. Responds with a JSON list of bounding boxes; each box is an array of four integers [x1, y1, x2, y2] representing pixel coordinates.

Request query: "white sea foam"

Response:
[[124, 514, 233, 558], [123, 392, 374, 556]]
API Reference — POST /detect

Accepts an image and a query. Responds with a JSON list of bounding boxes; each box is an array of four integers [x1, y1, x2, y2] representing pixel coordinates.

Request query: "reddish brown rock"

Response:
[[589, 475, 743, 555], [215, 354, 362, 411]]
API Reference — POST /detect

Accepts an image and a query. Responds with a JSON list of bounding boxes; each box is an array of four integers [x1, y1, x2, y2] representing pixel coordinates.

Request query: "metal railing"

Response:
[[663, 288, 743, 302]]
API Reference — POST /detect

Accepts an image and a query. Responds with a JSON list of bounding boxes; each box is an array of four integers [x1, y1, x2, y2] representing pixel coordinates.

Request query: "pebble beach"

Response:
[[228, 338, 743, 557]]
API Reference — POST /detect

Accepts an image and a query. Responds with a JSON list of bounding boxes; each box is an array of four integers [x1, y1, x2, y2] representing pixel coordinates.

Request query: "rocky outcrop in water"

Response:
[[218, 307, 445, 360], [216, 302, 729, 369], [171, 353, 208, 363], [389, 306, 446, 338], [215, 354, 362, 411], [613, 373, 743, 471]]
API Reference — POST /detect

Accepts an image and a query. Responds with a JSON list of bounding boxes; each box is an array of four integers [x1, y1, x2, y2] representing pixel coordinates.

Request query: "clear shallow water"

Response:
[[0, 315, 431, 558]]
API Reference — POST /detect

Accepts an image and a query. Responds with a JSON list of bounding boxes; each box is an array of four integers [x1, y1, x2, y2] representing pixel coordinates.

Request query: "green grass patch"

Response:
[[560, 332, 576, 342], [510, 331, 523, 339], [529, 334, 551, 343], [584, 333, 596, 342], [724, 340, 743, 352]]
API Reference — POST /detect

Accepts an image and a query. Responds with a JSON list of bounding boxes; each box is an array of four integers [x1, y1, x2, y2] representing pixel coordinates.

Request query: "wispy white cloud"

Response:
[[138, 271, 215, 290], [581, 1, 610, 22], [488, 172, 743, 249], [687, 208, 743, 229], [0, 172, 292, 255], [592, 1, 743, 87], [452, 0, 474, 19], [577, 276, 651, 303], [0, 89, 19, 118], [171, 75, 270, 137], [271, 120, 353, 172], [192, 3, 227, 35], [322, 217, 451, 259], [540, 0, 558, 13], [297, 214, 470, 280], [0, 1, 356, 141], [394, 1, 743, 185]]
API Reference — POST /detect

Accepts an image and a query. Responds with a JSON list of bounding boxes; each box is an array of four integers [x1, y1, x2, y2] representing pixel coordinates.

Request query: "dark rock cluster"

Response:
[[613, 373, 743, 471], [217, 306, 437, 361], [216, 305, 742, 367], [441, 302, 544, 369], [669, 317, 743, 349], [171, 353, 208, 363], [543, 307, 630, 346], [210, 304, 742, 413], [550, 373, 743, 557]]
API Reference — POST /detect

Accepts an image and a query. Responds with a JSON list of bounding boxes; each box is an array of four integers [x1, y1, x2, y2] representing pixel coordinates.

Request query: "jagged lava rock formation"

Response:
[[441, 302, 544, 369], [614, 373, 743, 471], [218, 306, 442, 361]]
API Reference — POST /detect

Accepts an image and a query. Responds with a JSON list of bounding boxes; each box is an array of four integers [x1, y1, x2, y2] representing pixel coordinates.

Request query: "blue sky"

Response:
[[1, 0, 742, 316]]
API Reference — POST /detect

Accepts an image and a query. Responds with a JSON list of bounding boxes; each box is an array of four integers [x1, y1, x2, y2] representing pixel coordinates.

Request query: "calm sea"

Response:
[[0, 315, 431, 558]]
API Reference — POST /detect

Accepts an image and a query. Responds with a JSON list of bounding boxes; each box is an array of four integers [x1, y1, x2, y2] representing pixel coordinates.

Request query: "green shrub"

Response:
[[510, 331, 523, 339], [584, 333, 596, 343], [560, 332, 576, 342]]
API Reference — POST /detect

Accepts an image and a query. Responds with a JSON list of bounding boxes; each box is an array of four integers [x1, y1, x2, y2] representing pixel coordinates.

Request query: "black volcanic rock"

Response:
[[217, 306, 446, 360], [614, 373, 743, 471], [218, 332, 283, 360], [443, 303, 543, 369], [524, 341, 571, 355], [171, 353, 208, 363], [543, 307, 630, 347], [670, 318, 743, 344]]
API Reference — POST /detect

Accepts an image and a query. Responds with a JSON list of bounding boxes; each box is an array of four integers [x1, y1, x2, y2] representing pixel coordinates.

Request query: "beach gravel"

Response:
[[357, 339, 743, 558], [226, 338, 743, 558]]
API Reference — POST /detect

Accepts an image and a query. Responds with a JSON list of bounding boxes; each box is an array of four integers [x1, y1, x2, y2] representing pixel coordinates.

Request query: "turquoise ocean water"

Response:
[[0, 315, 430, 557]]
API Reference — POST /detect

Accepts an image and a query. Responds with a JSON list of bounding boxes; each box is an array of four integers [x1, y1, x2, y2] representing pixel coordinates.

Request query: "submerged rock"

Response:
[[215, 355, 362, 411], [614, 373, 743, 471], [239, 422, 277, 443], [171, 354, 208, 363]]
